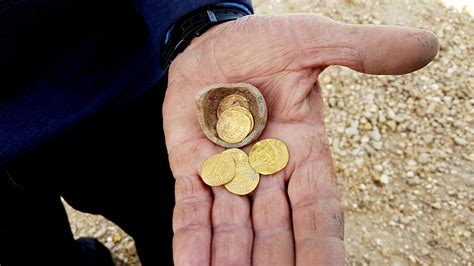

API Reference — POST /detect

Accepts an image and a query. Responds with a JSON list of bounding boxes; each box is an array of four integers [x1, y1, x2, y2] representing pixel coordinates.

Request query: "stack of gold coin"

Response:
[[216, 95, 254, 144], [200, 139, 289, 196], [200, 89, 290, 196]]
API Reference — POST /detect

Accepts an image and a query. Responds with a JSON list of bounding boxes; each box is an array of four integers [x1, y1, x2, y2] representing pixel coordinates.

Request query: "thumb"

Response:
[[288, 14, 439, 74]]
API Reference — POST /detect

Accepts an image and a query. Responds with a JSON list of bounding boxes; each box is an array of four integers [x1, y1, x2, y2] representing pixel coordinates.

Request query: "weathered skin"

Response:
[[163, 14, 438, 266]]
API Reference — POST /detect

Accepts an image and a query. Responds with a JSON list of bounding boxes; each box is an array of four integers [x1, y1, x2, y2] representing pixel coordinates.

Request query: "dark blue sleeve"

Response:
[[0, 0, 252, 167], [133, 0, 253, 50]]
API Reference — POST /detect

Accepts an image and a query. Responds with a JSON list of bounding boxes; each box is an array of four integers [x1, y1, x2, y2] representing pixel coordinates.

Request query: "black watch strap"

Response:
[[160, 5, 251, 70]]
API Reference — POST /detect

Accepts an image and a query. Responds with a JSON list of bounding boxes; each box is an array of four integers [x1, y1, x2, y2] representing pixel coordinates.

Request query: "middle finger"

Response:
[[211, 186, 253, 265]]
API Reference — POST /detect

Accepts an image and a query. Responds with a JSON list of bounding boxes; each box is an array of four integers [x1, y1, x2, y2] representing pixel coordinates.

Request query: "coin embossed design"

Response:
[[224, 163, 260, 195], [248, 138, 289, 175], [217, 94, 250, 118], [229, 106, 254, 134], [201, 154, 236, 186], [217, 107, 253, 143], [222, 148, 259, 195], [222, 148, 249, 165]]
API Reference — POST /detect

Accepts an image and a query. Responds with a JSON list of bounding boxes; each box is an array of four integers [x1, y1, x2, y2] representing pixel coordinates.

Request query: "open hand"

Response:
[[163, 14, 438, 265]]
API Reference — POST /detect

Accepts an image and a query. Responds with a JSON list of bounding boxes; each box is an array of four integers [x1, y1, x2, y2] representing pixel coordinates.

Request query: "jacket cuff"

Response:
[[132, 1, 253, 50], [160, 3, 252, 69]]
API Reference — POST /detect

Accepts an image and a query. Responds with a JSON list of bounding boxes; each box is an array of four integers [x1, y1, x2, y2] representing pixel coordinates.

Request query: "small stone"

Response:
[[362, 122, 372, 130], [432, 202, 442, 209], [387, 120, 397, 131], [93, 227, 107, 239], [417, 153, 430, 164], [387, 109, 396, 119], [112, 232, 122, 243], [391, 257, 408, 266], [462, 153, 474, 161], [371, 130, 382, 141], [70, 224, 77, 234], [462, 231, 471, 238], [423, 134, 434, 144], [345, 127, 359, 136], [451, 236, 461, 244], [126, 242, 137, 255], [372, 174, 381, 182], [426, 102, 436, 114], [104, 241, 114, 249], [400, 216, 410, 224], [394, 115, 405, 123], [322, 75, 332, 83], [415, 107, 425, 117], [453, 136, 468, 146], [374, 165, 384, 172], [372, 141, 383, 150], [407, 177, 421, 186], [380, 174, 390, 185]]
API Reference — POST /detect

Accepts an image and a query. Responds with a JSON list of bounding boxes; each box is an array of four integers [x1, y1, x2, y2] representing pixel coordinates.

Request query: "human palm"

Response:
[[163, 15, 438, 265]]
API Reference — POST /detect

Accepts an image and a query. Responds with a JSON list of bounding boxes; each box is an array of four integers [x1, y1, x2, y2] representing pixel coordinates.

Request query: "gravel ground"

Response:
[[65, 0, 473, 265]]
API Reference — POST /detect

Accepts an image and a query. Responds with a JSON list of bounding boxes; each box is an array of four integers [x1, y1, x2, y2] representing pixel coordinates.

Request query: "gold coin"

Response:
[[224, 163, 260, 195], [222, 148, 258, 195], [216, 107, 253, 143], [222, 148, 249, 165], [201, 154, 236, 186], [217, 94, 250, 118], [229, 106, 254, 134], [248, 138, 289, 175]]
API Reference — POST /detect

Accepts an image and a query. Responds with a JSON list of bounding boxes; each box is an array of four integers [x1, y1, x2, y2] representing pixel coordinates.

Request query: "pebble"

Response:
[[126, 242, 137, 255], [112, 232, 122, 243], [345, 127, 359, 136], [380, 175, 390, 185], [93, 227, 107, 238], [372, 141, 383, 150], [453, 136, 468, 146], [417, 153, 430, 164], [386, 120, 397, 131], [423, 134, 434, 144], [374, 165, 384, 172]]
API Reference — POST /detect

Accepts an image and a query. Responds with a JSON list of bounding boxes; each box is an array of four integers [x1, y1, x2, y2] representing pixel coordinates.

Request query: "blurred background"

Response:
[[65, 0, 473, 265]]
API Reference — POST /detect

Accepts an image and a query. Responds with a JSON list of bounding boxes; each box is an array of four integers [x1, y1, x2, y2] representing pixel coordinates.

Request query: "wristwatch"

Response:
[[160, 4, 252, 70]]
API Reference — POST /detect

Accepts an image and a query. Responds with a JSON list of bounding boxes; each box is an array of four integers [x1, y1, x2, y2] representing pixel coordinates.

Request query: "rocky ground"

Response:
[[65, 0, 473, 265]]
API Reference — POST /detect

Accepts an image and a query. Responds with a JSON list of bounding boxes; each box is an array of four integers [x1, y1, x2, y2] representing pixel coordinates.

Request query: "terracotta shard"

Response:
[[196, 83, 268, 148]]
